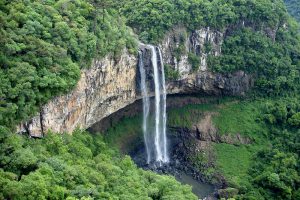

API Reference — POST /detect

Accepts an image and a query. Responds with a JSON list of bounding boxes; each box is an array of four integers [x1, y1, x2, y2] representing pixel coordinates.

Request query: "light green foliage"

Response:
[[214, 143, 254, 188], [0, 0, 137, 128], [0, 128, 197, 200], [169, 99, 267, 140], [213, 101, 267, 139]]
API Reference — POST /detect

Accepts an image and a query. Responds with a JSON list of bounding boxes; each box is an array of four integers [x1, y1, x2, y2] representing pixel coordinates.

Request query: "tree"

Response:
[[288, 112, 300, 127]]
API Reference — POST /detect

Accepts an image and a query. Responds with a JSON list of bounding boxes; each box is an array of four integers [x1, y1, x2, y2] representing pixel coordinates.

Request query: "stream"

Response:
[[175, 173, 215, 199]]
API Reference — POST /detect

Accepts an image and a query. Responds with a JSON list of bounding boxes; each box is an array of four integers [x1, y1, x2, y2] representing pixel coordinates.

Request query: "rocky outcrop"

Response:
[[160, 26, 223, 77], [19, 27, 253, 137], [167, 71, 251, 96], [143, 26, 252, 96]]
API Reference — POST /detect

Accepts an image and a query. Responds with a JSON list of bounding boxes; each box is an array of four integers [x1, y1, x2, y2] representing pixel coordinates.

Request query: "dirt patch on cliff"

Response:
[[192, 112, 251, 145], [193, 112, 218, 141]]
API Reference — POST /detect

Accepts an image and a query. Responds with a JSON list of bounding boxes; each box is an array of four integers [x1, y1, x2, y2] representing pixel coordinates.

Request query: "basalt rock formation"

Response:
[[18, 27, 252, 137]]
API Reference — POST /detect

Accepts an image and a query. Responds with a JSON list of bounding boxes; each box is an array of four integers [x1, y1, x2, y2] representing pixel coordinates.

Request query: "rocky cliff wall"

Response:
[[18, 27, 252, 137], [19, 51, 137, 137]]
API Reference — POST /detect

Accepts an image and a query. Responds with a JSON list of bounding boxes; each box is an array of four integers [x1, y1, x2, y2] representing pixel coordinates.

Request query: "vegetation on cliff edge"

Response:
[[0, 0, 137, 128]]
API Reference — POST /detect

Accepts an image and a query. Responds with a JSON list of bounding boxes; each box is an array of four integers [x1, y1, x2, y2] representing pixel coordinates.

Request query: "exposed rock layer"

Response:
[[19, 28, 253, 137]]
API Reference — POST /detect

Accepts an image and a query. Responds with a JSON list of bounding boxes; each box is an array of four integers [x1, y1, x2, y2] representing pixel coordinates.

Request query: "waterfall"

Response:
[[158, 48, 169, 163], [139, 45, 168, 164], [149, 45, 163, 162], [138, 51, 151, 164]]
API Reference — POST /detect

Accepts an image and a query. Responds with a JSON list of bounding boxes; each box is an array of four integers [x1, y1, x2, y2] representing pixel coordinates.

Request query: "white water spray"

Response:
[[149, 45, 163, 162], [138, 51, 151, 164], [139, 45, 168, 164], [158, 48, 169, 163]]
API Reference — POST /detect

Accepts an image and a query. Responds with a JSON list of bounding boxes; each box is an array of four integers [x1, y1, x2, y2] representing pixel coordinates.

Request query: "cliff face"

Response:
[[19, 51, 138, 137], [160, 26, 223, 77], [19, 27, 252, 137]]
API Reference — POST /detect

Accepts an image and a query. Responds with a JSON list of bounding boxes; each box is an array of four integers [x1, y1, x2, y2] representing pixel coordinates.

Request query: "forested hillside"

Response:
[[122, 0, 300, 95], [1, 0, 300, 199], [0, 0, 137, 128], [0, 128, 197, 199], [285, 0, 300, 23], [1, 0, 300, 128]]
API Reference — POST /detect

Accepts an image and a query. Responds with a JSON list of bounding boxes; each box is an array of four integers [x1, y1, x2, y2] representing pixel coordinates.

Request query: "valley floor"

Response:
[[102, 96, 300, 199]]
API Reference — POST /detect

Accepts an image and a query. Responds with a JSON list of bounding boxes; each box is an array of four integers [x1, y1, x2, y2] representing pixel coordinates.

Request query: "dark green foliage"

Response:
[[164, 64, 180, 81], [121, 0, 288, 43], [0, 128, 197, 200], [249, 144, 300, 199], [224, 99, 300, 199], [174, 44, 186, 61], [288, 113, 300, 126], [0, 0, 137, 128], [210, 27, 300, 95], [121, 0, 176, 43], [262, 98, 300, 127], [2, 0, 300, 128], [285, 0, 300, 23]]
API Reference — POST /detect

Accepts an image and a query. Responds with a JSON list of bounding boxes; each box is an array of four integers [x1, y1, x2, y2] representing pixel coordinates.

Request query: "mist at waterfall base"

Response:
[[135, 45, 215, 199]]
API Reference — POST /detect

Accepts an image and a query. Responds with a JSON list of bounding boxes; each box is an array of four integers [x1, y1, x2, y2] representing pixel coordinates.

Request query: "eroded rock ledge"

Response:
[[18, 27, 252, 137]]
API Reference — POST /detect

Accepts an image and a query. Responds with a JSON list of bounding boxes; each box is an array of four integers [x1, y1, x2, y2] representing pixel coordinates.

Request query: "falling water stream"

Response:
[[138, 51, 151, 164], [158, 48, 168, 163], [139, 45, 168, 164]]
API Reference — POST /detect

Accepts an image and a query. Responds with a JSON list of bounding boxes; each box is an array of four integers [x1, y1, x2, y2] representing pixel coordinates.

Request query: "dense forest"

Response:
[[0, 0, 137, 128], [0, 128, 196, 199], [1, 0, 300, 199]]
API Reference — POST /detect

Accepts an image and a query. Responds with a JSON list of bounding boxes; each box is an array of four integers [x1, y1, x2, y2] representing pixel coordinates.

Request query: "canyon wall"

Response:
[[18, 27, 252, 137]]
